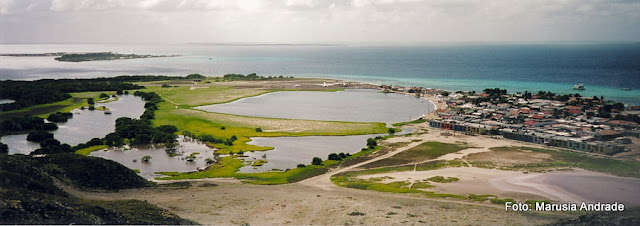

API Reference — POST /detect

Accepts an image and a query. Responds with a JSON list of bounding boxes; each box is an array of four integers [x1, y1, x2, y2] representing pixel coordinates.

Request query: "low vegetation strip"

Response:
[[74, 145, 108, 156], [157, 139, 386, 184], [391, 118, 427, 127], [467, 146, 640, 178], [361, 141, 469, 169], [156, 156, 332, 184]]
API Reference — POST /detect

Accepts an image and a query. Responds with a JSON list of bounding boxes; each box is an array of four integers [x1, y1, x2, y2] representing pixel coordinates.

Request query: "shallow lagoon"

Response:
[[1, 95, 146, 154], [239, 135, 375, 173], [196, 89, 434, 124], [239, 128, 413, 173], [90, 136, 216, 179]]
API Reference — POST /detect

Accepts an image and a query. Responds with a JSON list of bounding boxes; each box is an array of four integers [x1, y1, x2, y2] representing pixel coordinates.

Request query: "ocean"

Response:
[[1, 43, 639, 105]]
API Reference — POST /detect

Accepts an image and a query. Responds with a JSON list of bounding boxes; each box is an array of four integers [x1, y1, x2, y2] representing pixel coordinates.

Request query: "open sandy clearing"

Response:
[[70, 181, 566, 225]]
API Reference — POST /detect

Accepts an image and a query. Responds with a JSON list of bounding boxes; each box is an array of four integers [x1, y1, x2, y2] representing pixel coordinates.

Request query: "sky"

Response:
[[0, 0, 639, 44]]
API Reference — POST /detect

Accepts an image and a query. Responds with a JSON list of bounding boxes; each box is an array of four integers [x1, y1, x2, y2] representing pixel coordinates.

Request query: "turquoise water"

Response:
[[2, 43, 639, 104]]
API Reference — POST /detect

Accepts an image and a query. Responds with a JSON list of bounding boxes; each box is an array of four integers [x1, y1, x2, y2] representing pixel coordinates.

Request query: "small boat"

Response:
[[573, 83, 585, 90], [104, 110, 112, 114], [622, 87, 631, 91]]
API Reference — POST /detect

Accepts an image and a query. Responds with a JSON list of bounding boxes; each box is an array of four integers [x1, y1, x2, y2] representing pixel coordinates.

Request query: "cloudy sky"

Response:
[[1, 0, 639, 44]]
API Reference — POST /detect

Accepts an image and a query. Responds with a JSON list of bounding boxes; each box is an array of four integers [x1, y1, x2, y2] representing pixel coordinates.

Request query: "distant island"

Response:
[[54, 52, 179, 62], [1, 52, 179, 62]]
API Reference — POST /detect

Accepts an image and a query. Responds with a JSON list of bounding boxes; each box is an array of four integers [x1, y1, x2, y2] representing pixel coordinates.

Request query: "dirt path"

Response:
[[297, 133, 429, 190]]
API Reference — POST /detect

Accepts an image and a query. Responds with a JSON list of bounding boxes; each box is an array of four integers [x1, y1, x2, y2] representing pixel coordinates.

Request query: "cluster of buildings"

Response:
[[392, 86, 640, 155]]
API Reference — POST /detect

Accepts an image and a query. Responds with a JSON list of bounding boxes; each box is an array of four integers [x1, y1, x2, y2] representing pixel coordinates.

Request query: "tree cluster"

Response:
[[223, 73, 293, 81], [46, 112, 73, 123], [133, 91, 163, 120], [109, 117, 178, 146], [0, 78, 143, 111], [1, 116, 58, 134], [328, 152, 351, 161]]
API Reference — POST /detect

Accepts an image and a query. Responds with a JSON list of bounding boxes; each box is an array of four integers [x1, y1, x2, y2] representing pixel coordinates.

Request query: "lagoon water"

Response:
[[90, 136, 216, 179], [1, 43, 639, 105], [196, 89, 434, 123], [239, 135, 376, 173], [1, 95, 146, 154]]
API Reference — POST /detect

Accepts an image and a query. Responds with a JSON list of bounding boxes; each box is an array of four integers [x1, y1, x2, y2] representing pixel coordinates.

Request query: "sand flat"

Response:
[[359, 167, 640, 206]]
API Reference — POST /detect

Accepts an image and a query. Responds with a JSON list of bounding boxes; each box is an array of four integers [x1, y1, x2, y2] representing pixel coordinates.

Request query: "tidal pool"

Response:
[[1, 95, 146, 154], [196, 89, 434, 123], [90, 136, 216, 179]]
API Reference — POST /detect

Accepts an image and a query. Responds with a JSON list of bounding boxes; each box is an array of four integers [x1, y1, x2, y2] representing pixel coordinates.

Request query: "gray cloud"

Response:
[[0, 0, 638, 43]]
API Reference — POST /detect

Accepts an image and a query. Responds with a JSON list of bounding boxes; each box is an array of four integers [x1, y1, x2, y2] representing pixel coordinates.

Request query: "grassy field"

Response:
[[361, 141, 469, 168], [146, 82, 388, 155], [145, 85, 269, 107], [74, 145, 108, 156], [467, 146, 640, 178], [156, 155, 335, 184], [0, 91, 113, 119], [391, 118, 427, 127]]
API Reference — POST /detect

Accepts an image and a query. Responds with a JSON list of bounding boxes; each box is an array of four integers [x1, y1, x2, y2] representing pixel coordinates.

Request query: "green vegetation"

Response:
[[46, 112, 73, 122], [312, 157, 323, 165], [74, 145, 108, 156], [0, 154, 194, 224], [348, 212, 366, 216], [222, 73, 293, 81], [146, 84, 387, 155], [156, 156, 330, 184], [331, 173, 466, 199], [252, 159, 268, 166], [490, 198, 515, 205], [0, 78, 142, 114], [157, 137, 389, 184], [467, 194, 497, 202], [362, 141, 469, 168], [1, 116, 58, 135], [426, 176, 460, 183], [475, 146, 640, 178], [0, 141, 8, 154], [391, 118, 427, 127]]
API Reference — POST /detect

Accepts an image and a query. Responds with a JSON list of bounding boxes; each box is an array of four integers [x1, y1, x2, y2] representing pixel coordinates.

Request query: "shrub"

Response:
[[47, 112, 73, 122], [366, 138, 377, 148], [328, 153, 342, 160], [311, 157, 323, 165], [0, 142, 8, 154], [297, 164, 306, 168], [27, 130, 54, 142]]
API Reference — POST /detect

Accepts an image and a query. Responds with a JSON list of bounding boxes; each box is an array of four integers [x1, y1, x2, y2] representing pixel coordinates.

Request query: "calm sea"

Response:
[[1, 43, 639, 105]]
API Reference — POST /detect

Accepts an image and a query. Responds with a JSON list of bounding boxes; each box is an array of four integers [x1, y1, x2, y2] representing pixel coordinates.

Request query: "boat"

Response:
[[622, 87, 631, 91], [573, 83, 585, 90], [104, 110, 112, 114]]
